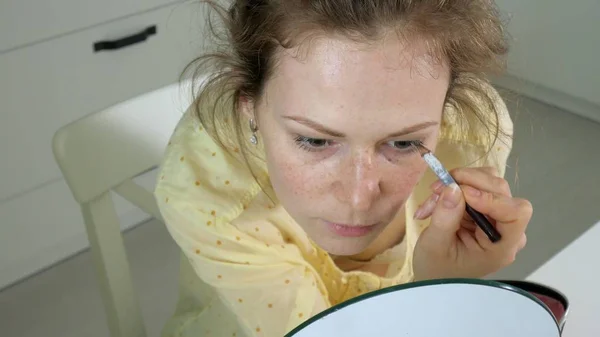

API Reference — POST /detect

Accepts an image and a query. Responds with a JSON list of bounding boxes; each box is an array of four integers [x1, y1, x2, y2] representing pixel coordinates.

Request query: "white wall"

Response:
[[494, 0, 600, 121]]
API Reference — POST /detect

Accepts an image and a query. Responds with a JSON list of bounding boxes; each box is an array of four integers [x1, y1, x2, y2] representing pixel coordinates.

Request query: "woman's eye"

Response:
[[388, 140, 416, 150], [294, 136, 332, 152]]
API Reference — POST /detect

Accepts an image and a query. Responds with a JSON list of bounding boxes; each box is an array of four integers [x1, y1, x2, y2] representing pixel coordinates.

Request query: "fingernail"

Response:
[[413, 207, 425, 220], [430, 180, 444, 192], [464, 186, 481, 197], [442, 183, 462, 208], [414, 193, 440, 219]]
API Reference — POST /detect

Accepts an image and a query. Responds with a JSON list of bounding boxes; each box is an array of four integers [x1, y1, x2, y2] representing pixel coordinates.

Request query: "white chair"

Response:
[[52, 80, 194, 337]]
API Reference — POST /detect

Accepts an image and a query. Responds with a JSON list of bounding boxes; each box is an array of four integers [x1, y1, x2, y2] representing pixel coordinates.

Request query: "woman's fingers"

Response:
[[454, 167, 512, 197], [425, 165, 512, 223], [423, 166, 530, 263], [458, 228, 484, 252], [462, 185, 532, 249], [518, 233, 527, 250], [463, 187, 532, 226], [414, 193, 440, 220], [413, 164, 533, 280], [427, 184, 467, 248]]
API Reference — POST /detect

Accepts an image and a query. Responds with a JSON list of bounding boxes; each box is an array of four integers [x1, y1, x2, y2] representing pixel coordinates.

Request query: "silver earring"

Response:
[[249, 118, 258, 145]]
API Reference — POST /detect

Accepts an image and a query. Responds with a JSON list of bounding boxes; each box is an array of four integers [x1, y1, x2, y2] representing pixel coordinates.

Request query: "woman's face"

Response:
[[248, 35, 450, 256]]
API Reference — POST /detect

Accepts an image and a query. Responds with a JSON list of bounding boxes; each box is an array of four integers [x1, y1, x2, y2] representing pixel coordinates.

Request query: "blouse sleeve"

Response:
[[155, 180, 330, 337], [437, 79, 514, 178], [475, 80, 514, 178]]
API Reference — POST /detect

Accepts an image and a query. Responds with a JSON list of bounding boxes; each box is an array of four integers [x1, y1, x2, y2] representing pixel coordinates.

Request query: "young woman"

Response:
[[155, 1, 531, 336]]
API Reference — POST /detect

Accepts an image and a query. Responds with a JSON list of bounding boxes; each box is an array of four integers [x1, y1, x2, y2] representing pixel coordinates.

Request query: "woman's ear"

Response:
[[239, 94, 255, 120]]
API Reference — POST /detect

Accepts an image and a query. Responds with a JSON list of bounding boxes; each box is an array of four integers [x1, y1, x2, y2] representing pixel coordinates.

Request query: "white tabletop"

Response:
[[526, 220, 600, 337]]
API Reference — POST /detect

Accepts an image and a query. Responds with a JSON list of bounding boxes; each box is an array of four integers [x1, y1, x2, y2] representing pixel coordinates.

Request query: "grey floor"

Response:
[[1, 93, 599, 337]]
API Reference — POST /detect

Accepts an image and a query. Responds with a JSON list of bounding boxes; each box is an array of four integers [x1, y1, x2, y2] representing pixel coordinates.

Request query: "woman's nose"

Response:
[[337, 153, 382, 212]]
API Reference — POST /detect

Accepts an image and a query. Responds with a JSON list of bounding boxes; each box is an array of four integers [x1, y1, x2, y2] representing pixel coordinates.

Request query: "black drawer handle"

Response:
[[93, 25, 157, 52]]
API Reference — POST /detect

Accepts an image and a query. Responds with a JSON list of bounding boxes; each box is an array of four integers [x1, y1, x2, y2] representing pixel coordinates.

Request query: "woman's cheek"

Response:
[[264, 145, 316, 201], [387, 161, 428, 197]]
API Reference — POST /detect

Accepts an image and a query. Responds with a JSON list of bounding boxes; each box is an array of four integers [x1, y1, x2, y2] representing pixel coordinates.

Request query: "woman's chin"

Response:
[[312, 233, 377, 257]]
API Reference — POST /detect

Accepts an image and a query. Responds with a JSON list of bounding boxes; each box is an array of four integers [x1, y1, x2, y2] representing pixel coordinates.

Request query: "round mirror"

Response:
[[286, 279, 560, 337]]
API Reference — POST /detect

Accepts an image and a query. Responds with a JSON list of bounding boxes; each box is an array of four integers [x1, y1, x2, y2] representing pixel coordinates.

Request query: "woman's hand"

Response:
[[412, 167, 532, 281]]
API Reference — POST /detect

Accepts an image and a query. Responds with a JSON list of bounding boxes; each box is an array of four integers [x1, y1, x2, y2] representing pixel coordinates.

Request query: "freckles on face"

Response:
[[254, 34, 449, 254], [263, 132, 427, 223], [381, 159, 427, 202], [261, 133, 335, 208], [270, 153, 319, 200]]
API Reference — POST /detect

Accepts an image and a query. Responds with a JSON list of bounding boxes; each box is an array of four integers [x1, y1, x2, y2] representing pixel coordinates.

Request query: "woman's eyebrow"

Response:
[[282, 115, 438, 138], [384, 121, 439, 138]]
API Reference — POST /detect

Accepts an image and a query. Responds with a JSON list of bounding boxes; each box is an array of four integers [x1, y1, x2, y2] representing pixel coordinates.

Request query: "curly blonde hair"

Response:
[[183, 0, 510, 191]]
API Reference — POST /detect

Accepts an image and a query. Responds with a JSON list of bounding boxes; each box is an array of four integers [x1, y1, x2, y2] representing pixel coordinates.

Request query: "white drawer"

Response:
[[0, 2, 208, 202], [0, 0, 182, 53]]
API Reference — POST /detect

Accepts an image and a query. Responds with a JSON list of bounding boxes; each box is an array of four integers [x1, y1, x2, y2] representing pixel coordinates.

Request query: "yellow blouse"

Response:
[[154, 81, 513, 337]]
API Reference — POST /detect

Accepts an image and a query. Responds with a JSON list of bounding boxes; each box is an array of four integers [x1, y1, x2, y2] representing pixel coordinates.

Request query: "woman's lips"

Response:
[[325, 221, 378, 237]]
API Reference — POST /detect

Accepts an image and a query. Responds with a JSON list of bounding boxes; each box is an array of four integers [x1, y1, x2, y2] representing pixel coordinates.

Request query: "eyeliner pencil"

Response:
[[419, 149, 502, 243]]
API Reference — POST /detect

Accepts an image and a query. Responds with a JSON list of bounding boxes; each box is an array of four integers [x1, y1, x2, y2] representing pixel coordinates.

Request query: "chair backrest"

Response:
[[52, 80, 195, 337]]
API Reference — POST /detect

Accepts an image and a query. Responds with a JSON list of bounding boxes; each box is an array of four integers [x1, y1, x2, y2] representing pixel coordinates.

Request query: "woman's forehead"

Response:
[[262, 36, 449, 131]]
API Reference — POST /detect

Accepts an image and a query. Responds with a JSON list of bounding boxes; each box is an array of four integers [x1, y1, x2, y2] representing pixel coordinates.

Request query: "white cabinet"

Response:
[[0, 2, 206, 201], [0, 1, 209, 289], [0, 0, 179, 52]]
